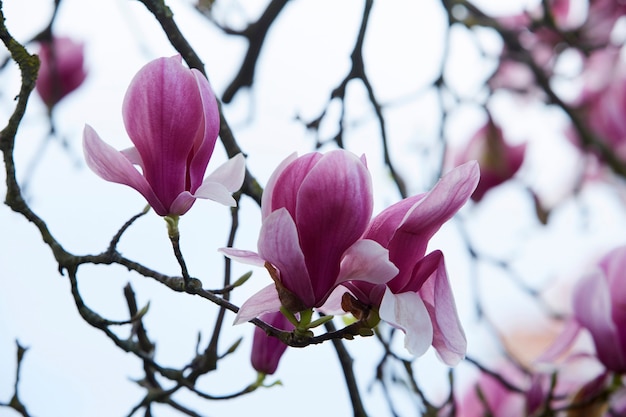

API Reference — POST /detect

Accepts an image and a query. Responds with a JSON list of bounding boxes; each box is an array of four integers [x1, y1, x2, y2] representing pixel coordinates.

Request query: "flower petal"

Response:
[[418, 250, 467, 366], [337, 239, 398, 286], [386, 161, 479, 275], [261, 152, 298, 219], [251, 311, 293, 375], [122, 55, 203, 210], [258, 208, 315, 308], [168, 191, 198, 215], [234, 284, 282, 325], [295, 150, 373, 301], [187, 68, 220, 192], [218, 248, 266, 267], [379, 288, 433, 358], [574, 268, 626, 371], [82, 124, 167, 215], [203, 153, 246, 193]]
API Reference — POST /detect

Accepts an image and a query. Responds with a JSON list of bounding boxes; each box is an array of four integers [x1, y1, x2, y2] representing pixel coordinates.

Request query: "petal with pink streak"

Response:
[[418, 251, 467, 366], [379, 288, 433, 358], [258, 208, 315, 308], [218, 248, 266, 268], [122, 55, 203, 209], [387, 161, 479, 275], [234, 284, 282, 325], [337, 239, 398, 286], [261, 152, 298, 220], [574, 269, 626, 372], [82, 124, 167, 215], [168, 192, 197, 215], [600, 246, 626, 351], [270, 152, 322, 218], [187, 68, 220, 192], [296, 150, 373, 301]]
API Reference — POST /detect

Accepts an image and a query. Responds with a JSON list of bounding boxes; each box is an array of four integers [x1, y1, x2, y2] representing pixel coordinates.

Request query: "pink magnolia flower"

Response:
[[340, 161, 479, 365], [541, 245, 626, 374], [453, 120, 525, 202], [36, 36, 87, 109], [221, 150, 398, 323], [83, 55, 245, 216], [251, 311, 294, 375], [581, 0, 626, 48], [576, 52, 626, 163], [572, 245, 626, 373], [457, 362, 555, 417]]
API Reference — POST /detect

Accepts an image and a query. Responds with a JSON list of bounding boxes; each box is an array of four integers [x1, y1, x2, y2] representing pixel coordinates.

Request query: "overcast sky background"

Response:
[[2, 0, 626, 416]]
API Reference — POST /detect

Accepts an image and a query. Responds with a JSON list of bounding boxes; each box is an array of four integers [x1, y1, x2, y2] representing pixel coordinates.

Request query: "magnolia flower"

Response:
[[341, 161, 479, 365], [221, 150, 398, 323], [541, 245, 626, 374], [572, 245, 626, 373], [36, 36, 87, 109], [457, 362, 555, 417], [251, 311, 294, 375], [83, 55, 245, 216], [453, 120, 525, 202]]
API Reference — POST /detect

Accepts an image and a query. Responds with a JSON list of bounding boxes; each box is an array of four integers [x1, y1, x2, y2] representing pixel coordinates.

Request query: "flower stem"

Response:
[[164, 215, 191, 285]]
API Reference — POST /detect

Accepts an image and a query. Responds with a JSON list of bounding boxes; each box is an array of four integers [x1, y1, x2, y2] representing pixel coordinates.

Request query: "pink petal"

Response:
[[574, 269, 626, 371], [168, 191, 197, 215], [234, 284, 282, 325], [387, 161, 479, 276], [337, 239, 398, 286], [600, 246, 626, 350], [536, 319, 581, 364], [258, 209, 315, 308], [418, 251, 467, 366], [251, 311, 293, 374], [295, 150, 373, 301], [82, 124, 167, 215], [379, 288, 433, 357], [187, 68, 220, 192], [218, 248, 266, 268], [261, 152, 298, 220], [122, 55, 203, 210]]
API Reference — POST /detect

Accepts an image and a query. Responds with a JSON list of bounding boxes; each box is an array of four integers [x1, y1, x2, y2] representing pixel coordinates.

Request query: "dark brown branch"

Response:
[[0, 342, 33, 417], [220, 0, 289, 103]]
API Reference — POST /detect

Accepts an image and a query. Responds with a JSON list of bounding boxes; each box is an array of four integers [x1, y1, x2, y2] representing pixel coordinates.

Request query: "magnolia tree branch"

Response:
[[300, 0, 408, 198], [0, 342, 32, 417], [215, 0, 289, 103]]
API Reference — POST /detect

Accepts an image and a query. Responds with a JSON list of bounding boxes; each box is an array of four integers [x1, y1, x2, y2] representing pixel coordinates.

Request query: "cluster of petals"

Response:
[[36, 36, 87, 109], [452, 120, 524, 202], [488, 0, 626, 94], [571, 245, 626, 373], [223, 149, 479, 368], [340, 160, 479, 365], [221, 150, 399, 323], [573, 49, 626, 163], [83, 55, 245, 216]]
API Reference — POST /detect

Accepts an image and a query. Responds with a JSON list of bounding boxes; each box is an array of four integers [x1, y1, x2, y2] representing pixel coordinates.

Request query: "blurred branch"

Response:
[[450, 0, 626, 179], [324, 318, 369, 417], [301, 0, 407, 198], [0, 342, 32, 417], [218, 0, 289, 103]]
